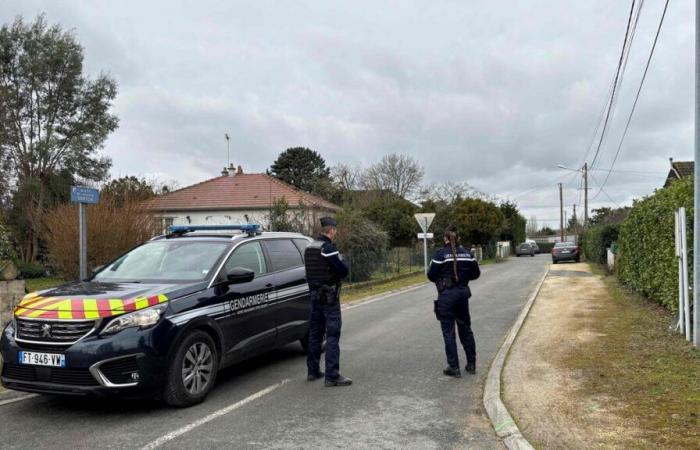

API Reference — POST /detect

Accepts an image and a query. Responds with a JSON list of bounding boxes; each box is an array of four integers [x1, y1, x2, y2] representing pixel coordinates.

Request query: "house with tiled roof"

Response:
[[664, 158, 694, 188], [146, 164, 340, 233]]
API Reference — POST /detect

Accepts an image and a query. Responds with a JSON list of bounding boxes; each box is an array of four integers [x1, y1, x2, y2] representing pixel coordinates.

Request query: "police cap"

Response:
[[320, 216, 337, 228]]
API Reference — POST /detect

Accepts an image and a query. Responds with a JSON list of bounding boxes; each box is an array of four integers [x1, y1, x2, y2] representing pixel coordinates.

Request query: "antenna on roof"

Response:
[[225, 133, 230, 167]]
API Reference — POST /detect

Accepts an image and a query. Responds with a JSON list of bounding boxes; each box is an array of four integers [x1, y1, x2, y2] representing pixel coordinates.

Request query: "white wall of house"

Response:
[[154, 207, 332, 234]]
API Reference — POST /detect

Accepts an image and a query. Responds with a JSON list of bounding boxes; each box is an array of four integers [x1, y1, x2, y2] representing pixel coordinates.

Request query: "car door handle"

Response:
[[265, 283, 274, 288]]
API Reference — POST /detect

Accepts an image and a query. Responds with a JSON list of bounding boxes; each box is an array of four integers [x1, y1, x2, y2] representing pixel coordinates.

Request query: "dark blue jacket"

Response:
[[317, 235, 349, 279], [427, 245, 481, 285]]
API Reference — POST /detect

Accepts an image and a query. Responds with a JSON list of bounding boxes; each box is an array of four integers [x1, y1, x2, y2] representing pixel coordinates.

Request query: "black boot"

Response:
[[325, 374, 353, 387], [307, 371, 324, 381], [443, 367, 462, 378], [465, 361, 476, 375]]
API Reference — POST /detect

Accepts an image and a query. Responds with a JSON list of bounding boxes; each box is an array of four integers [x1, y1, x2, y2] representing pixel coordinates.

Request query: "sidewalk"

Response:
[[503, 262, 700, 449]]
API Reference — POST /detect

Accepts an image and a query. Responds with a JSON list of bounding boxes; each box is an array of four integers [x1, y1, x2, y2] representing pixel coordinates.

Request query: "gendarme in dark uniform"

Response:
[[427, 228, 481, 378], [304, 217, 352, 387]]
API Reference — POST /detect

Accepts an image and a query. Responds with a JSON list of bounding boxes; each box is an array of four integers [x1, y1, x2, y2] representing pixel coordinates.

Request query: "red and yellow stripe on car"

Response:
[[14, 294, 169, 320]]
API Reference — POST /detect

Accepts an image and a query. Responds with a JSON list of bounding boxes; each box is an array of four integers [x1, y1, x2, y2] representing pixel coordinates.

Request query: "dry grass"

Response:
[[42, 197, 155, 279], [561, 268, 700, 448]]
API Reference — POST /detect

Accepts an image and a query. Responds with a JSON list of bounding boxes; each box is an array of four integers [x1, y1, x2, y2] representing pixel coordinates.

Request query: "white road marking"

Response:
[[0, 393, 38, 406], [141, 378, 291, 450]]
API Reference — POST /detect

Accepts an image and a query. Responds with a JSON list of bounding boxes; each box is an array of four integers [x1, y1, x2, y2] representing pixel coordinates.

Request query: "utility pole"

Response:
[[559, 182, 564, 242], [573, 203, 577, 228], [694, 0, 699, 347], [583, 162, 589, 228]]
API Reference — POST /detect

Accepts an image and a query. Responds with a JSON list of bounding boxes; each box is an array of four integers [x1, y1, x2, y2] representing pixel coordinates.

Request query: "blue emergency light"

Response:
[[167, 224, 262, 236]]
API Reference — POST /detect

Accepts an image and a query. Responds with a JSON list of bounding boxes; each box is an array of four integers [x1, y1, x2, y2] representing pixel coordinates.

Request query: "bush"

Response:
[[581, 224, 620, 264], [536, 242, 555, 254], [335, 209, 389, 282], [42, 196, 155, 280], [16, 262, 46, 279], [617, 178, 693, 311]]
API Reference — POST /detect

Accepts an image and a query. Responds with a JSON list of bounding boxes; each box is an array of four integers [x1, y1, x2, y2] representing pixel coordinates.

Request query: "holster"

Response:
[[436, 277, 455, 293], [318, 284, 339, 305]]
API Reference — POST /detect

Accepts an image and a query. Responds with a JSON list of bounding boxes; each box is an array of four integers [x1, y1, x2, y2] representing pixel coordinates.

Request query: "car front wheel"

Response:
[[163, 330, 219, 407]]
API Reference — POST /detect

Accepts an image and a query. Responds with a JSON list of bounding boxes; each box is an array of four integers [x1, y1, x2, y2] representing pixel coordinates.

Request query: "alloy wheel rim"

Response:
[[182, 342, 213, 395]]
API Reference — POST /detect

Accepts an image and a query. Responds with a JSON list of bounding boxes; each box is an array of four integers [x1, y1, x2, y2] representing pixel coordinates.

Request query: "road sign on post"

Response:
[[71, 186, 100, 280], [414, 213, 436, 275]]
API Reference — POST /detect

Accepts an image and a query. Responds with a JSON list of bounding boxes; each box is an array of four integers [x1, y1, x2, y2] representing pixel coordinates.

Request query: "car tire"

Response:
[[552, 260, 557, 264], [530, 254, 535, 257], [163, 330, 219, 407]]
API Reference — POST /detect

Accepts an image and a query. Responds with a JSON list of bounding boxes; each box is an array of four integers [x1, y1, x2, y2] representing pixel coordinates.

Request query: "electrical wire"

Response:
[[592, 0, 670, 200], [589, 0, 639, 169]]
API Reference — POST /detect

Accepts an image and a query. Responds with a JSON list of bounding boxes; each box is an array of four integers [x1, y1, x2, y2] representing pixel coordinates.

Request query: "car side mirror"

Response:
[[226, 267, 255, 284]]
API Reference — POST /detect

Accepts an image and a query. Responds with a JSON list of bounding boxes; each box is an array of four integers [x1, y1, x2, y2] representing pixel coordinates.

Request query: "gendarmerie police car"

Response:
[[1, 225, 313, 407]]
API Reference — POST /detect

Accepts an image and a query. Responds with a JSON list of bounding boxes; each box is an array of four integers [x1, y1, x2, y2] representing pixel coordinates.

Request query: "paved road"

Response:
[[0, 255, 549, 450]]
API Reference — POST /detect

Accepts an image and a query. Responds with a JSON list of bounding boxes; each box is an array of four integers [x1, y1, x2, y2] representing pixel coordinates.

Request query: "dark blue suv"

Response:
[[1, 225, 313, 407]]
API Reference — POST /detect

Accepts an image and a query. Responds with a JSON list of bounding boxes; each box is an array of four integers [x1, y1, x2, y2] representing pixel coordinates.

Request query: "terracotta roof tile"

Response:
[[146, 173, 339, 211]]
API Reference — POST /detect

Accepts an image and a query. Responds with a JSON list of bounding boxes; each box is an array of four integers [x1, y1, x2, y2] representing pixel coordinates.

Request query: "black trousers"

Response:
[[435, 287, 476, 369], [306, 290, 342, 380]]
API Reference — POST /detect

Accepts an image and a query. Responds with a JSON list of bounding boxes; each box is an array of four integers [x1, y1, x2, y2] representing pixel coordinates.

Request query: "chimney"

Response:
[[221, 167, 228, 176], [227, 163, 236, 178], [237, 165, 244, 175]]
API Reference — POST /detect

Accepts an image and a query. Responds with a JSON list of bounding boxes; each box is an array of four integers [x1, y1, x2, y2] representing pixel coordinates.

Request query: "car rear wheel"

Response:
[[164, 330, 219, 407]]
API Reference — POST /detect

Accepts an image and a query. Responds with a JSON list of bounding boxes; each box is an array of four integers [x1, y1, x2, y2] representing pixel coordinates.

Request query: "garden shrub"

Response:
[[581, 223, 620, 264], [335, 208, 389, 282], [617, 177, 693, 311]]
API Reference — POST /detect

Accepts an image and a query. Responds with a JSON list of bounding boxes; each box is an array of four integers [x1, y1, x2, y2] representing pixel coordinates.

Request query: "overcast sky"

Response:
[[3, 0, 695, 228]]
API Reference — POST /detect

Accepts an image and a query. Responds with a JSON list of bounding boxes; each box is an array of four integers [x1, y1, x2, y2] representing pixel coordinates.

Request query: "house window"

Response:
[[162, 217, 174, 234]]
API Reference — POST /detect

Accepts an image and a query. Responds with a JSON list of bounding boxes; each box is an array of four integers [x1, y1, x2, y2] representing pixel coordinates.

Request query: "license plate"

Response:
[[561, 250, 571, 253], [18, 351, 66, 367]]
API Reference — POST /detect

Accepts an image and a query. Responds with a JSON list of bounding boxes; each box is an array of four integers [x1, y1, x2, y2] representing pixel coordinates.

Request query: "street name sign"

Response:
[[70, 186, 100, 204], [417, 233, 434, 239]]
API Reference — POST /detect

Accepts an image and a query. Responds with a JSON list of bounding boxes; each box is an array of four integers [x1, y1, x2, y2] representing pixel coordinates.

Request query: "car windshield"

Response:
[[94, 240, 230, 283]]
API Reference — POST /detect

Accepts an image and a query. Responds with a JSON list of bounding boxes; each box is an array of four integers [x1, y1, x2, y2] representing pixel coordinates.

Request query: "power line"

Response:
[[593, 0, 670, 200], [589, 0, 640, 169]]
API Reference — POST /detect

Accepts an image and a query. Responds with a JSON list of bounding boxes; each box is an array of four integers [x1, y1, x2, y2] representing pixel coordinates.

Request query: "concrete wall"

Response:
[[0, 280, 25, 328]]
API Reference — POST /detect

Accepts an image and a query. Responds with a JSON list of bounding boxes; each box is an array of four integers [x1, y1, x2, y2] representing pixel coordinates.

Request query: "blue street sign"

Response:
[[70, 186, 100, 204]]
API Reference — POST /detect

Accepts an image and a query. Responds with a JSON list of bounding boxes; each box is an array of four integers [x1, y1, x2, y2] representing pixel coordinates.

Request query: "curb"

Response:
[[483, 266, 549, 450]]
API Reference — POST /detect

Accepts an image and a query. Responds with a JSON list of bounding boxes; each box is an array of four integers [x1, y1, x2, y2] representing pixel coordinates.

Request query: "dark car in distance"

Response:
[[1, 225, 314, 407], [515, 243, 536, 257], [551, 242, 581, 264]]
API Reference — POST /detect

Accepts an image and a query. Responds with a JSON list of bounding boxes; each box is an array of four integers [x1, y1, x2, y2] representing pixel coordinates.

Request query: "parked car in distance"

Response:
[[526, 240, 540, 254], [552, 241, 580, 263], [515, 242, 536, 257]]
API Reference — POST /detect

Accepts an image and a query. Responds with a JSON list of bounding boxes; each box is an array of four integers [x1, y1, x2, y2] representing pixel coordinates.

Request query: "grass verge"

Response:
[[562, 266, 700, 448], [342, 272, 427, 303], [24, 277, 64, 293]]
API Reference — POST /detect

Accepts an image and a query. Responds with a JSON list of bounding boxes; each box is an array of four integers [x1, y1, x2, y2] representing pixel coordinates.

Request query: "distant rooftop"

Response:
[[665, 159, 694, 188], [146, 171, 339, 212]]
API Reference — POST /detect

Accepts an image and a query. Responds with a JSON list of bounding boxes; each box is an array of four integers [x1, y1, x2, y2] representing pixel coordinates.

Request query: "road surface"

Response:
[[0, 255, 549, 450]]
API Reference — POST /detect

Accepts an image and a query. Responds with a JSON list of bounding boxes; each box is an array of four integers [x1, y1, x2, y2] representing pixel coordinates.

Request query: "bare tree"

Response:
[[361, 153, 424, 198], [331, 163, 361, 191], [418, 181, 487, 204], [526, 215, 538, 236]]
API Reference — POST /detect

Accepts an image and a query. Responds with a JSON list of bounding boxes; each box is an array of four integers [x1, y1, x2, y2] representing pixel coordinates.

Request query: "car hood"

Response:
[[14, 281, 204, 320]]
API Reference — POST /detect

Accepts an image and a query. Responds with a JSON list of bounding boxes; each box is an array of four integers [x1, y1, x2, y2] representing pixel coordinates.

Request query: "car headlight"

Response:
[[101, 305, 166, 335]]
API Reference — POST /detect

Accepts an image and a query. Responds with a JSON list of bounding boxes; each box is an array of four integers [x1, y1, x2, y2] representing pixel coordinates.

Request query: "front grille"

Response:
[[98, 356, 140, 385], [15, 318, 95, 344], [2, 363, 99, 386]]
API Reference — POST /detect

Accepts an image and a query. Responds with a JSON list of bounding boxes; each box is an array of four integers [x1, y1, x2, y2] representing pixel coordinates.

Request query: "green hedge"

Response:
[[618, 178, 693, 311], [535, 242, 555, 253], [581, 224, 620, 264]]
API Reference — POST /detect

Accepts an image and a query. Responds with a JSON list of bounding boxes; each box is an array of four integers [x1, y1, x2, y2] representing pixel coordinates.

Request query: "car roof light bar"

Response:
[[167, 224, 262, 236]]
